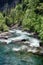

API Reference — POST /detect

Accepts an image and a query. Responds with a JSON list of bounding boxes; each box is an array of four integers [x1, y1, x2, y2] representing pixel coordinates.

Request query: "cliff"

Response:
[[0, 0, 21, 10]]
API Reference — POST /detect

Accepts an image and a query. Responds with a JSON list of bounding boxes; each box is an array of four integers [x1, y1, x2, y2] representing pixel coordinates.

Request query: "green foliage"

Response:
[[39, 19, 43, 40], [0, 0, 43, 43], [10, 8, 17, 24], [29, 0, 39, 9], [5, 17, 13, 27], [14, 4, 24, 22], [22, 0, 39, 11], [0, 24, 9, 32], [0, 13, 4, 24], [39, 30, 43, 40], [37, 3, 43, 14]]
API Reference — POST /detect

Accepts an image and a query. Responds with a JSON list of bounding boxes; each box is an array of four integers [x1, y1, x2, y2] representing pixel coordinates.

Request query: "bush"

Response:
[[0, 24, 9, 32], [5, 17, 13, 27]]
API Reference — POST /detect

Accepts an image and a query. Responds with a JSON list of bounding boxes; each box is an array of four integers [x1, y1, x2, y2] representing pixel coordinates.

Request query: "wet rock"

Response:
[[21, 39, 26, 42], [40, 42, 43, 47]]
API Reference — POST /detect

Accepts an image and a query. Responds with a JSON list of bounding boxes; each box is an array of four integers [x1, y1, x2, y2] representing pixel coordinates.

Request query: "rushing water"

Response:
[[0, 29, 43, 65]]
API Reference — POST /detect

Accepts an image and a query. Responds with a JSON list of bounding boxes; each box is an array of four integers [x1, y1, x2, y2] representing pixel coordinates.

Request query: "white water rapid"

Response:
[[0, 29, 40, 47]]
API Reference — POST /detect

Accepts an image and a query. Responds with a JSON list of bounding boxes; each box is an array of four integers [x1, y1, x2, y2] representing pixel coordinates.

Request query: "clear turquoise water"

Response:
[[0, 43, 43, 65]]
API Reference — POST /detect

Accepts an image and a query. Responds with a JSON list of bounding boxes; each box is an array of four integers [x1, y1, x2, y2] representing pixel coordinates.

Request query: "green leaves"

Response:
[[0, 24, 9, 32], [5, 17, 13, 27], [0, 0, 43, 42]]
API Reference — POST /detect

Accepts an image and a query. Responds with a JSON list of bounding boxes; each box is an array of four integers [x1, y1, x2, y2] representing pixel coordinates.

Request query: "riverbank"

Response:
[[0, 24, 42, 46], [0, 24, 43, 55]]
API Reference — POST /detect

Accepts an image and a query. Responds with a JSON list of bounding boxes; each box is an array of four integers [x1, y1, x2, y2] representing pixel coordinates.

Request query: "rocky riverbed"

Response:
[[0, 29, 43, 55]]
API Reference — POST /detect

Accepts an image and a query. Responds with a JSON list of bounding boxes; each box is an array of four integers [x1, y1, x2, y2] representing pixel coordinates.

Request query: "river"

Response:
[[0, 31, 43, 65], [0, 44, 43, 65]]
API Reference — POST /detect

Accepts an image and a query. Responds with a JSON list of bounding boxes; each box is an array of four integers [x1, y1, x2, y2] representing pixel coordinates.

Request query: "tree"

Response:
[[5, 17, 13, 27]]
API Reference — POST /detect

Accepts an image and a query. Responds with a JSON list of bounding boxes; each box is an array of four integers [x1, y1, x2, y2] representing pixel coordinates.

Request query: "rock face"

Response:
[[0, 0, 21, 10]]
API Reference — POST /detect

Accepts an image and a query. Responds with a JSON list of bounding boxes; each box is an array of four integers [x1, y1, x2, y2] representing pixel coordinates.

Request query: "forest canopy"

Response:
[[0, 0, 43, 41]]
